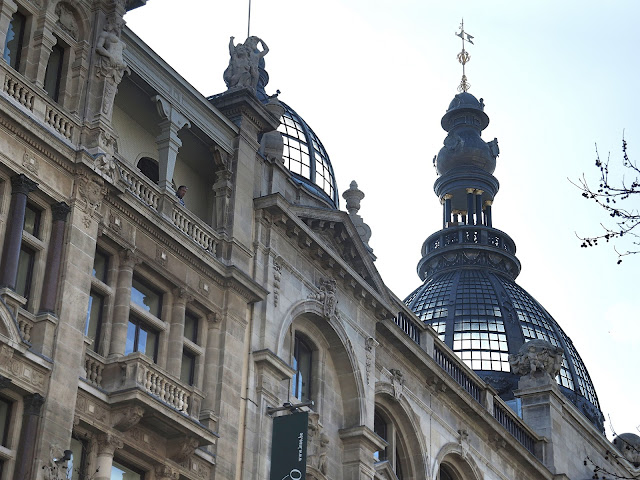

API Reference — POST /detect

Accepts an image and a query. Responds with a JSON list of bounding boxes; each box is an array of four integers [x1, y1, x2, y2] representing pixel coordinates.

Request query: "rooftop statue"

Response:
[[223, 36, 269, 91]]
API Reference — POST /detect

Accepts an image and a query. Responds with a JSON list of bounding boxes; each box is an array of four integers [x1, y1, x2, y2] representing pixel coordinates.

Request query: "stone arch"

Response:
[[0, 297, 26, 344], [51, 1, 90, 42], [374, 389, 429, 480], [433, 442, 483, 480], [277, 299, 366, 426]]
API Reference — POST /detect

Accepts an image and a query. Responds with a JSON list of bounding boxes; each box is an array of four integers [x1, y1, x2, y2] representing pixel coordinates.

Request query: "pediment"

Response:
[[292, 205, 386, 296]]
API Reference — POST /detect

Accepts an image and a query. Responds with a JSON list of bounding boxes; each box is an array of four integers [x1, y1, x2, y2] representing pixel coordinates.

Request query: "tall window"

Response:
[[43, 42, 65, 102], [131, 277, 162, 317], [373, 408, 406, 480], [292, 334, 312, 402], [181, 311, 199, 385], [125, 316, 159, 361], [0, 397, 12, 476], [181, 350, 195, 385], [16, 204, 41, 299], [3, 11, 26, 70], [85, 249, 112, 354]]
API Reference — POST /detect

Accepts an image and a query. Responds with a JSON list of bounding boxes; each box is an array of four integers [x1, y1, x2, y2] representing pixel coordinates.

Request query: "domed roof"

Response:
[[276, 102, 339, 207], [407, 91, 604, 431], [404, 268, 603, 429]]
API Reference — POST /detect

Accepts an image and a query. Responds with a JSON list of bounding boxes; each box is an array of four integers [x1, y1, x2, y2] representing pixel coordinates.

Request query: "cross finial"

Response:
[[456, 19, 474, 93]]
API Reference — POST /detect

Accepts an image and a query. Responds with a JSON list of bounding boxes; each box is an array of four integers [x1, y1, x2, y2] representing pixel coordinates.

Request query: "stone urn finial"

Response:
[[342, 180, 364, 215]]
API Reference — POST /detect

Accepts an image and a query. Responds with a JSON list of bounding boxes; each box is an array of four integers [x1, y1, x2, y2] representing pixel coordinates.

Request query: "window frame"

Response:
[[43, 40, 65, 102], [3, 10, 27, 71], [86, 246, 115, 357], [125, 314, 160, 363], [292, 334, 313, 403]]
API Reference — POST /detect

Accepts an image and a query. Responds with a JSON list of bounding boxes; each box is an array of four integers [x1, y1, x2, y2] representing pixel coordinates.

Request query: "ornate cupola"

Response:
[[405, 23, 604, 431]]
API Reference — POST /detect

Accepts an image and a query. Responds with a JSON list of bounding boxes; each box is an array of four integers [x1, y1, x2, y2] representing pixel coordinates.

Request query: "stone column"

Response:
[[475, 190, 484, 226], [108, 249, 139, 358], [465, 188, 475, 226], [339, 426, 387, 480], [443, 194, 453, 227], [166, 288, 192, 377], [0, 0, 18, 52], [484, 200, 493, 227], [38, 202, 71, 314], [153, 96, 191, 192], [94, 433, 123, 480], [201, 312, 222, 422], [0, 174, 38, 290], [14, 393, 45, 480]]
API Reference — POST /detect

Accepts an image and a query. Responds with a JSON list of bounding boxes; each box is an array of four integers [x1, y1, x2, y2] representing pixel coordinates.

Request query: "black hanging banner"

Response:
[[269, 411, 308, 480]]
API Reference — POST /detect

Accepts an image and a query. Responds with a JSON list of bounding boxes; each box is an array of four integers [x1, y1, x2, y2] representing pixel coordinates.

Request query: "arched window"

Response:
[[137, 157, 159, 184], [373, 408, 406, 480], [44, 41, 66, 102], [439, 465, 456, 480], [292, 334, 312, 402]]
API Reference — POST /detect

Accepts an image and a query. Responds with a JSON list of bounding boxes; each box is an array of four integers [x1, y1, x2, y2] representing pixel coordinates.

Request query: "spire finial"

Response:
[[455, 19, 474, 93]]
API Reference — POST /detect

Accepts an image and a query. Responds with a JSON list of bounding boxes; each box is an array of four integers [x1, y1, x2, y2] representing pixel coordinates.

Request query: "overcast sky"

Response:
[[126, 0, 639, 438]]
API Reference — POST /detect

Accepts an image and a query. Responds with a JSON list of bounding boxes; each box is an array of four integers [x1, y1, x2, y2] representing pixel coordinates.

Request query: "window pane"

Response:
[[16, 246, 35, 298], [293, 335, 311, 402], [3, 12, 25, 69], [44, 43, 64, 101], [131, 278, 162, 317], [69, 436, 86, 480], [184, 313, 198, 343], [0, 398, 11, 446], [23, 204, 40, 237], [181, 351, 195, 385], [92, 250, 109, 282], [85, 291, 104, 352], [125, 320, 136, 355], [140, 323, 157, 361], [111, 461, 143, 480]]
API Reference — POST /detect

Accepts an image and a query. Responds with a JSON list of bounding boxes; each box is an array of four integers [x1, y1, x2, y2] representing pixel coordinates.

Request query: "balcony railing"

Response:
[[85, 352, 203, 418], [393, 311, 421, 345], [434, 345, 483, 404], [493, 401, 536, 455], [425, 226, 516, 255], [3, 70, 35, 111]]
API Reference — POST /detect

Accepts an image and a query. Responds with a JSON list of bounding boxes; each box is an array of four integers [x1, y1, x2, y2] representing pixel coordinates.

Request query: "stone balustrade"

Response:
[[97, 353, 202, 418], [44, 104, 74, 140], [17, 317, 33, 343], [171, 207, 220, 257], [119, 161, 161, 210], [3, 70, 35, 111], [387, 312, 542, 459]]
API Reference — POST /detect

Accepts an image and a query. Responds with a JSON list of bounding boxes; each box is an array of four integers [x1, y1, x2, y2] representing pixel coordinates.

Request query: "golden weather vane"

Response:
[[455, 19, 474, 93]]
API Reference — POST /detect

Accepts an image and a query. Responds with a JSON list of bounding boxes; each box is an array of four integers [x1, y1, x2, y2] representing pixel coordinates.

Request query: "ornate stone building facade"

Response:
[[0, 1, 636, 480]]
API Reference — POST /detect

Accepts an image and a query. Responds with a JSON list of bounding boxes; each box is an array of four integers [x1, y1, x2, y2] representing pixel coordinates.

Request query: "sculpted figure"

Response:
[[96, 18, 129, 115], [223, 36, 269, 91], [509, 339, 564, 379]]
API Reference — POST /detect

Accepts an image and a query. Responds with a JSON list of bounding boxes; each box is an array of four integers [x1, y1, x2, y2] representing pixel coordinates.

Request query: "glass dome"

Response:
[[277, 102, 339, 207], [405, 268, 603, 430]]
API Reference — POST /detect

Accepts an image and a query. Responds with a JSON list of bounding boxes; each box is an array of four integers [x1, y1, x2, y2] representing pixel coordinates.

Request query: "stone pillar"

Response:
[[0, 0, 18, 53], [484, 201, 493, 227], [38, 202, 71, 314], [339, 426, 387, 480], [443, 194, 453, 227], [475, 190, 483, 226], [24, 24, 57, 88], [465, 188, 474, 226], [153, 96, 191, 192], [108, 249, 139, 358], [201, 312, 222, 427], [94, 433, 123, 480], [166, 288, 192, 377], [0, 174, 38, 290], [14, 393, 45, 480]]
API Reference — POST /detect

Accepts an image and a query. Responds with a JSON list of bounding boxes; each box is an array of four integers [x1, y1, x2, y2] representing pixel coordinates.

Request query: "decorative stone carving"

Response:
[[273, 257, 282, 307], [173, 287, 194, 305], [42, 443, 72, 480], [487, 137, 500, 158], [365, 337, 378, 386], [23, 393, 45, 415], [112, 405, 144, 431], [390, 369, 404, 400], [155, 464, 180, 480], [309, 278, 338, 319], [77, 174, 105, 219], [119, 248, 141, 269], [223, 36, 269, 91], [92, 134, 119, 182], [96, 432, 123, 455], [168, 436, 199, 463], [342, 181, 374, 258], [509, 339, 563, 380], [156, 247, 168, 267], [55, 3, 79, 40], [613, 433, 640, 467], [307, 412, 329, 476], [22, 151, 39, 175], [0, 374, 12, 389], [95, 17, 129, 116], [0, 345, 14, 367]]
